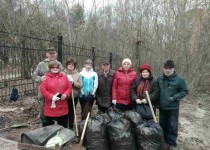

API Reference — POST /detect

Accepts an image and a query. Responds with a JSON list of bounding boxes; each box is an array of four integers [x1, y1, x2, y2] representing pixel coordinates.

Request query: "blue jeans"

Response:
[[159, 109, 179, 146]]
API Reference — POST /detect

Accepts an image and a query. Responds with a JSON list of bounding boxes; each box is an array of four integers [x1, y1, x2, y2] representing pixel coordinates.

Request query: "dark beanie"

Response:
[[140, 64, 151, 73], [164, 60, 175, 68]]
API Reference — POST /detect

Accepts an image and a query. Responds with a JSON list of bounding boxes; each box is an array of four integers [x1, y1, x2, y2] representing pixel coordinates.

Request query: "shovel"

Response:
[[71, 112, 90, 150], [145, 91, 158, 123], [71, 91, 79, 137]]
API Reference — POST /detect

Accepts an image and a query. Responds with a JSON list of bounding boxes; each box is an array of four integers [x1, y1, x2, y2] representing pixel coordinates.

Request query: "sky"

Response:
[[69, 0, 115, 11]]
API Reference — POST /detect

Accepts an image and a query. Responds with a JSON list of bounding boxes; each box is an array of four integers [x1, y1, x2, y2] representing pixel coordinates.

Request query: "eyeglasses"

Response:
[[51, 67, 59, 69]]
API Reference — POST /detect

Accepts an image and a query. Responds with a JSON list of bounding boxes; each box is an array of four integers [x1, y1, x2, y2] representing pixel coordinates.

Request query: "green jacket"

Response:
[[158, 72, 188, 110]]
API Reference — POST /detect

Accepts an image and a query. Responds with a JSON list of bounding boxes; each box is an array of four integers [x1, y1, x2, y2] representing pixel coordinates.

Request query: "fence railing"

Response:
[[0, 31, 122, 101]]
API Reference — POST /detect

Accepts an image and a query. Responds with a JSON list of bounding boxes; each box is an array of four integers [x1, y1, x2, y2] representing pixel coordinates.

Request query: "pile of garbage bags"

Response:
[[80, 108, 164, 150]]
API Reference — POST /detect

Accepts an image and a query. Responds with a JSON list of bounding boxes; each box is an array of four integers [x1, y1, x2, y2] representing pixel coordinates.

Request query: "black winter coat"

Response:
[[131, 75, 159, 106]]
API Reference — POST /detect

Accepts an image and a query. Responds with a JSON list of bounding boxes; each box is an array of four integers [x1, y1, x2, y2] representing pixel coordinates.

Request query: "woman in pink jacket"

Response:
[[40, 60, 72, 128], [112, 58, 138, 111]]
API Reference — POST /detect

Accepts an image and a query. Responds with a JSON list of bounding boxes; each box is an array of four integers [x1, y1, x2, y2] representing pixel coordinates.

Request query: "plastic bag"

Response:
[[46, 131, 63, 148]]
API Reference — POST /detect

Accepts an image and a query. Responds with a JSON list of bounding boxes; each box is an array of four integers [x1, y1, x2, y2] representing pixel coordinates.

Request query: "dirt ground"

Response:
[[0, 92, 210, 150]]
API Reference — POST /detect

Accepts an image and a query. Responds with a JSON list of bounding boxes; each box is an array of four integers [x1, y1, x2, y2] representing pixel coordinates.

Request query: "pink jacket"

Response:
[[40, 72, 72, 117]]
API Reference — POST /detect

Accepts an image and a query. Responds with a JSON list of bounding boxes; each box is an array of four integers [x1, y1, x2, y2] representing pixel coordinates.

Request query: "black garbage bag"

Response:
[[80, 114, 110, 150], [136, 120, 163, 150], [106, 107, 124, 120], [125, 110, 143, 125], [125, 110, 144, 149], [101, 113, 112, 125], [108, 117, 136, 150]]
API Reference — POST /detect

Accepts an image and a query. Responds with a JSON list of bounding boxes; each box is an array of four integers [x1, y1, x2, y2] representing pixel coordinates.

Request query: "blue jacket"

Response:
[[80, 68, 98, 96]]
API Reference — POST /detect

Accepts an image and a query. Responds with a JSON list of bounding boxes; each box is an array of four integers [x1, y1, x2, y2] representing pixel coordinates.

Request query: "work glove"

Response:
[[135, 99, 142, 104], [141, 99, 147, 104], [112, 100, 117, 105], [51, 93, 60, 108], [67, 75, 74, 84]]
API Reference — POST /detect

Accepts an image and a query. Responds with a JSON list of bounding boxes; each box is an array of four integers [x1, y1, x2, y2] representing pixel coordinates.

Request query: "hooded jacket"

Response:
[[40, 72, 72, 117], [80, 68, 98, 96], [112, 67, 138, 105]]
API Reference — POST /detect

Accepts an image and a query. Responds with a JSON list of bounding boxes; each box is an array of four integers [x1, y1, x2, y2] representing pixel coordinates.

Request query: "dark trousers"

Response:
[[159, 109, 179, 147], [115, 103, 134, 111], [44, 115, 68, 128], [68, 97, 78, 129], [79, 97, 94, 120]]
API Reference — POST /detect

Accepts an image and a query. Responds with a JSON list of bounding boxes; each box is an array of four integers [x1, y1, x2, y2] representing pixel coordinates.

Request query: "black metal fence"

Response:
[[0, 31, 122, 101]]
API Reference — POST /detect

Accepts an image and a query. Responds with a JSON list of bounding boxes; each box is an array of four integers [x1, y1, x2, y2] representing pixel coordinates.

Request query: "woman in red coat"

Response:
[[112, 58, 138, 111], [40, 60, 72, 128]]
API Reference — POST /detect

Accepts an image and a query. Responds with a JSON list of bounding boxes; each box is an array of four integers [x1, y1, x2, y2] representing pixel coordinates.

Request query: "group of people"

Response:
[[32, 47, 188, 150]]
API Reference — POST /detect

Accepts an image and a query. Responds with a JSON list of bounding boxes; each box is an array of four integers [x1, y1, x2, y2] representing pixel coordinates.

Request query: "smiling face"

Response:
[[50, 65, 59, 74], [141, 69, 150, 78], [67, 63, 75, 71], [46, 51, 57, 61], [122, 62, 131, 71]]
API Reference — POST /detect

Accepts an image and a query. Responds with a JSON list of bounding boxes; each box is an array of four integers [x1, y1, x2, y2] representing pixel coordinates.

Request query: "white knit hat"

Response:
[[122, 58, 132, 66]]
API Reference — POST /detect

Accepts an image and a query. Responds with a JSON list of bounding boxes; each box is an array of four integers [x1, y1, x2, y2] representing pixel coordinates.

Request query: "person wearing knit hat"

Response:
[[112, 58, 138, 111], [131, 64, 159, 119], [157, 60, 188, 149], [122, 58, 132, 66]]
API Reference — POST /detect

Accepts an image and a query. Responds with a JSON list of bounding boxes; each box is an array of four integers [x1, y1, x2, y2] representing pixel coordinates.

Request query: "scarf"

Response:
[[137, 79, 150, 99]]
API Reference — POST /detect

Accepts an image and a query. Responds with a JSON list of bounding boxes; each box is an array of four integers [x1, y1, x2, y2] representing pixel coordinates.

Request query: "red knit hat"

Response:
[[140, 64, 151, 73]]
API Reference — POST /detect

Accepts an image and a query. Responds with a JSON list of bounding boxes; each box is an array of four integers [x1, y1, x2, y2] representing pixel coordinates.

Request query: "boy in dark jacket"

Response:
[[158, 60, 188, 150]]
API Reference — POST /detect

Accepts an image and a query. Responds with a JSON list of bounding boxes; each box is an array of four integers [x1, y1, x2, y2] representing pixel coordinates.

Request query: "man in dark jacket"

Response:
[[96, 60, 115, 113], [158, 60, 188, 150]]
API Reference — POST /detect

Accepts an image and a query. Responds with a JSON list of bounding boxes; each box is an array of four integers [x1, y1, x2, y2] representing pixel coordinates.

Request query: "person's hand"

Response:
[[141, 99, 147, 104], [67, 75, 74, 84], [112, 100, 117, 105], [82, 94, 86, 100], [52, 93, 60, 102], [86, 94, 94, 101], [61, 94, 67, 100], [41, 75, 46, 81], [135, 99, 142, 104]]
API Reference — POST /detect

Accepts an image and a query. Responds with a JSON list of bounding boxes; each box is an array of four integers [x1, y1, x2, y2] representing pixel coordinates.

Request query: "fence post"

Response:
[[109, 52, 112, 69], [92, 47, 95, 70], [57, 35, 63, 63]]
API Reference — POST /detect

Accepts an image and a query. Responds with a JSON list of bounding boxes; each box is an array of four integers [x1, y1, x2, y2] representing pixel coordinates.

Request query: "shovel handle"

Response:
[[145, 91, 158, 123], [79, 112, 90, 146], [71, 91, 79, 136]]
